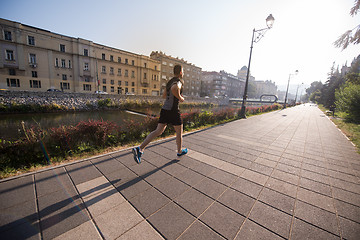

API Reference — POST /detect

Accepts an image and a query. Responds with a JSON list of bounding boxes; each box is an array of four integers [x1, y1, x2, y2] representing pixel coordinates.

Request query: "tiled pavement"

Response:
[[1, 104, 360, 239]]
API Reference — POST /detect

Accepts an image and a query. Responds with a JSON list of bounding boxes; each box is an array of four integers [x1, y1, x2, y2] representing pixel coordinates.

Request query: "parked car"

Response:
[[95, 90, 108, 94], [125, 92, 135, 95], [47, 88, 62, 92]]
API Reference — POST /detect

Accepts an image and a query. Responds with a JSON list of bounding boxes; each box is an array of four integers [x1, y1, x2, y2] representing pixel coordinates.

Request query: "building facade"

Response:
[[150, 51, 202, 96], [201, 71, 245, 98], [0, 18, 161, 95]]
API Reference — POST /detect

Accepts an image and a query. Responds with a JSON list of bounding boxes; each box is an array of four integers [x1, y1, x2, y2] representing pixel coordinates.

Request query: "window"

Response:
[[118, 68, 122, 76], [102, 53, 105, 60], [102, 66, 106, 73], [60, 44, 65, 52], [84, 62, 89, 71], [30, 80, 41, 88], [29, 54, 36, 64], [110, 67, 114, 75], [61, 82, 70, 90], [9, 69, 16, 75], [131, 82, 135, 87], [144, 63, 147, 68], [28, 36, 35, 45], [118, 57, 121, 63], [125, 81, 128, 86], [132, 60, 135, 66], [55, 58, 59, 67], [132, 88, 135, 92], [111, 86, 114, 92], [155, 66, 157, 71], [62, 74, 67, 80], [4, 31, 12, 41], [84, 49, 88, 56], [111, 79, 114, 85], [144, 73, 147, 79], [131, 71, 135, 78], [83, 84, 92, 91], [169, 63, 174, 67], [103, 79, 106, 84], [142, 89, 147, 94], [32, 71, 38, 78], [103, 86, 107, 92], [118, 81, 121, 85], [125, 70, 128, 77], [61, 59, 66, 68], [110, 55, 114, 61], [68, 60, 72, 69], [125, 59, 128, 64], [7, 78, 20, 87], [6, 50, 14, 61], [84, 77, 91, 82], [162, 61, 167, 65], [154, 84, 156, 89], [125, 87, 128, 93]]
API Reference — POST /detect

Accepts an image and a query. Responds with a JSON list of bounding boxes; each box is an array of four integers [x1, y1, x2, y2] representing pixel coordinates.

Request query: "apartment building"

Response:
[[150, 51, 202, 97], [201, 71, 245, 98], [0, 18, 161, 96]]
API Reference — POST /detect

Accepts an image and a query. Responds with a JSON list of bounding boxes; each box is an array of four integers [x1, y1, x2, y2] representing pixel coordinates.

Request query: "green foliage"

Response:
[[335, 82, 360, 123]]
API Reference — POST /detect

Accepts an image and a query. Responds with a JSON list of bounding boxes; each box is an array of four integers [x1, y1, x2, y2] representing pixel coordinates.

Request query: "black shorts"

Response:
[[158, 109, 182, 126]]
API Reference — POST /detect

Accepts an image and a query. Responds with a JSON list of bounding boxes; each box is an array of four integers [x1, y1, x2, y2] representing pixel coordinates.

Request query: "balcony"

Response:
[[29, 63, 37, 68]]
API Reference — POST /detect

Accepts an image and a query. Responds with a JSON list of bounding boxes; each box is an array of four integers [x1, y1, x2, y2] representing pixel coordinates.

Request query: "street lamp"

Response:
[[294, 82, 304, 104], [283, 70, 298, 108], [239, 14, 275, 118]]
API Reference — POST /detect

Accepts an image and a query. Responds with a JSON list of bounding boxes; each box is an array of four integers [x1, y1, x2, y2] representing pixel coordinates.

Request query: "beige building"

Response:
[[150, 51, 202, 97], [0, 18, 161, 96], [201, 71, 245, 98]]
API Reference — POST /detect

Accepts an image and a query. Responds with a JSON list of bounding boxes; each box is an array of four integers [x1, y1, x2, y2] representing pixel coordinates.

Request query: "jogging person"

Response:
[[132, 64, 188, 164]]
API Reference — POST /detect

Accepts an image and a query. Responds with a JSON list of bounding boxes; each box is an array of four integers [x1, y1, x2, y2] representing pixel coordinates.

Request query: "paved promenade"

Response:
[[1, 104, 359, 239]]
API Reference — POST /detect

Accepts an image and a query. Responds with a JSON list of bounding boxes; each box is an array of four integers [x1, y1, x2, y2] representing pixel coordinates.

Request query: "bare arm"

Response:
[[162, 89, 167, 99], [171, 83, 184, 102]]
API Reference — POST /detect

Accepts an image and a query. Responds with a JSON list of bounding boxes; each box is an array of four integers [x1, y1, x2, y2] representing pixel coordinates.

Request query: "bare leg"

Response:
[[174, 124, 183, 154], [140, 123, 167, 151]]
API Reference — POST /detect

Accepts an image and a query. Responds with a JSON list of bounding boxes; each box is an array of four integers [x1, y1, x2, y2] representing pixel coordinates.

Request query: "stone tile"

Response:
[[0, 220, 41, 240], [200, 202, 245, 239], [94, 202, 143, 240], [297, 187, 335, 212], [65, 162, 102, 185], [301, 169, 330, 185], [156, 177, 191, 200], [258, 187, 295, 215], [162, 162, 188, 178], [0, 175, 34, 209], [174, 188, 213, 217], [37, 190, 90, 239], [0, 199, 38, 233], [208, 168, 237, 186], [127, 161, 157, 177], [116, 220, 164, 240], [191, 162, 217, 176], [175, 169, 205, 187], [334, 199, 360, 223], [231, 177, 263, 199], [194, 177, 227, 200], [143, 170, 171, 187], [106, 167, 138, 188], [35, 167, 75, 197], [143, 154, 170, 168], [254, 157, 277, 168], [295, 200, 339, 236], [276, 163, 300, 175], [147, 202, 195, 240], [219, 162, 246, 176], [76, 177, 126, 217], [188, 151, 224, 169], [339, 216, 360, 240], [271, 169, 299, 185], [299, 177, 332, 196], [332, 187, 360, 207], [291, 218, 339, 240], [120, 179, 152, 200], [130, 187, 170, 218], [331, 178, 360, 195], [178, 220, 223, 240], [241, 169, 269, 186], [265, 177, 297, 198], [235, 219, 283, 240], [53, 220, 102, 240], [249, 201, 292, 239], [249, 162, 274, 176], [91, 155, 125, 175], [218, 188, 255, 216]]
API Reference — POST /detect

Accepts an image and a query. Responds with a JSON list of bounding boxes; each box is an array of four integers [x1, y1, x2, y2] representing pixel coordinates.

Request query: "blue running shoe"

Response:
[[132, 147, 142, 164], [177, 148, 188, 157]]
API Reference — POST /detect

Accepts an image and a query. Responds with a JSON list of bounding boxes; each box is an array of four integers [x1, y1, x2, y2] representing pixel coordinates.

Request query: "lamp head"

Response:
[[266, 14, 275, 29], [295, 70, 299, 75]]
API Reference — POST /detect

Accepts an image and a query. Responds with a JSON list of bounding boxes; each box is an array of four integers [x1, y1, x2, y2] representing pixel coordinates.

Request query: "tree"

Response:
[[335, 82, 360, 122], [334, 0, 360, 50]]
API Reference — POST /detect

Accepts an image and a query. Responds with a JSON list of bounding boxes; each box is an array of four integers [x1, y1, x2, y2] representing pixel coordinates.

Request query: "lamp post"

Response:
[[239, 14, 275, 118], [283, 70, 298, 108], [294, 82, 304, 104]]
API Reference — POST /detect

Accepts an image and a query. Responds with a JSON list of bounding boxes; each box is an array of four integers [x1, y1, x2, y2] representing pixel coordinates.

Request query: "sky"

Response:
[[1, 0, 359, 94]]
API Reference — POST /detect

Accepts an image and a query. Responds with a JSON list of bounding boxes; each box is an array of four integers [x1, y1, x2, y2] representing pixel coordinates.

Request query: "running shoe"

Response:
[[177, 148, 188, 157], [132, 147, 142, 164]]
